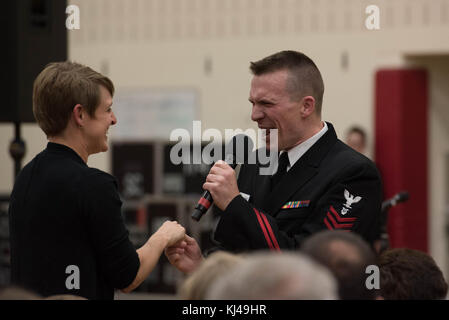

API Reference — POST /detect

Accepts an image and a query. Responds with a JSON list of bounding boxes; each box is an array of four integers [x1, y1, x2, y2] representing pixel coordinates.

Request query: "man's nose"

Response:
[[251, 105, 264, 122]]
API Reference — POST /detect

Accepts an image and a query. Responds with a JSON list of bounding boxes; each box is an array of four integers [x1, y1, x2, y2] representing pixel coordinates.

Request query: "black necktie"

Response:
[[271, 152, 289, 190]]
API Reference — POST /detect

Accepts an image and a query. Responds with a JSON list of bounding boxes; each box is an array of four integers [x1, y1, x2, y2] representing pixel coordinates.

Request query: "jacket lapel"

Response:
[[253, 172, 272, 211], [251, 148, 276, 212], [264, 122, 338, 216]]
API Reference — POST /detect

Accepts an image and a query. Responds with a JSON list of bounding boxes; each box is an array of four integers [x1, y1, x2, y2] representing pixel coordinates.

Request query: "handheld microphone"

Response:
[[381, 191, 409, 213], [192, 134, 253, 221]]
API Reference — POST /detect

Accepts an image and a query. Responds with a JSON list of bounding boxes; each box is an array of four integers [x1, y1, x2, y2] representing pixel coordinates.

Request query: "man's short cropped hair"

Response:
[[250, 50, 325, 115], [33, 61, 114, 137]]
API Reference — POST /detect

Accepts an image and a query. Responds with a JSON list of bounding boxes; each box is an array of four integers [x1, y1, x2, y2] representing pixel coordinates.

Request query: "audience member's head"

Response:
[[0, 286, 42, 300], [379, 248, 448, 300], [0, 285, 87, 300], [179, 251, 243, 300], [345, 126, 367, 154], [300, 230, 378, 299], [44, 294, 87, 300], [205, 251, 338, 300]]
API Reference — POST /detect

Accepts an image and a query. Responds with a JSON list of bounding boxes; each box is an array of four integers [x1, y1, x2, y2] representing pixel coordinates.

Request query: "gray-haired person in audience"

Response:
[[205, 252, 338, 300], [179, 251, 244, 300]]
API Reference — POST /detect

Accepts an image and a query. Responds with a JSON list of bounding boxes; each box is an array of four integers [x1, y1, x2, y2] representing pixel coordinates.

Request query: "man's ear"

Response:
[[300, 96, 316, 117], [73, 104, 84, 127]]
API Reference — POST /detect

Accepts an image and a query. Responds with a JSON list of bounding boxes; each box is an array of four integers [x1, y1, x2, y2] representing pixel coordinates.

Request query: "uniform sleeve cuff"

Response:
[[223, 195, 248, 215]]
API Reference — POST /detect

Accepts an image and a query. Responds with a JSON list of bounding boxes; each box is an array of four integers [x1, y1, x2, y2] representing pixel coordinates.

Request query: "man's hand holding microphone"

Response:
[[166, 135, 252, 273]]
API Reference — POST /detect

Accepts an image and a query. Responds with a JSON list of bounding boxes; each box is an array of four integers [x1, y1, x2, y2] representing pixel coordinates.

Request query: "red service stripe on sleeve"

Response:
[[253, 209, 274, 250], [260, 212, 281, 251], [198, 197, 211, 209], [329, 206, 357, 222], [327, 212, 354, 229], [324, 217, 333, 230]]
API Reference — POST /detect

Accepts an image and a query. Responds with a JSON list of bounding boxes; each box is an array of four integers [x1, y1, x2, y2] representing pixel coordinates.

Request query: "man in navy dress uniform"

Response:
[[166, 51, 382, 272]]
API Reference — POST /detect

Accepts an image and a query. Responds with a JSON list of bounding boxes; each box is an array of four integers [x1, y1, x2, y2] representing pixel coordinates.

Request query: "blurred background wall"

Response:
[[1, 0, 449, 284]]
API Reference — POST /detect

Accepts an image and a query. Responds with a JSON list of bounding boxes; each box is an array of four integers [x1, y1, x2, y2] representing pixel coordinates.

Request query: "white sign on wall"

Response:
[[111, 88, 198, 141]]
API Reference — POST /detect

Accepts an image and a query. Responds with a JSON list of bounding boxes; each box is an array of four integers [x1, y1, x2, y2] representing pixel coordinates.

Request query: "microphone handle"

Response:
[[381, 193, 408, 213], [381, 200, 391, 213], [192, 190, 213, 221]]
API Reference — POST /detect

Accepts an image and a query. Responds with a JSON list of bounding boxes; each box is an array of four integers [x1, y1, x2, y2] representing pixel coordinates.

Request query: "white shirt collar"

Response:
[[280, 121, 328, 172]]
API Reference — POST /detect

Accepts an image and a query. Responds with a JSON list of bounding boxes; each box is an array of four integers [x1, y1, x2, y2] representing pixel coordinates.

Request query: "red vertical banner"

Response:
[[375, 69, 428, 252]]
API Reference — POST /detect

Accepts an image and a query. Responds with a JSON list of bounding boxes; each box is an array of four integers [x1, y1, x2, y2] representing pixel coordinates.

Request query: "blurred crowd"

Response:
[[1, 229, 447, 300]]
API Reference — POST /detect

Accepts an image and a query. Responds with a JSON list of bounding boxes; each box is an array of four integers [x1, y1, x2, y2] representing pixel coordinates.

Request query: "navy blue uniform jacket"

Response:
[[213, 122, 382, 251]]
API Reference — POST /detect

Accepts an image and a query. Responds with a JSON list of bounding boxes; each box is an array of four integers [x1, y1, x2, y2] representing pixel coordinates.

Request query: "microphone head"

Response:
[[191, 208, 203, 221], [224, 134, 254, 166], [397, 191, 409, 202]]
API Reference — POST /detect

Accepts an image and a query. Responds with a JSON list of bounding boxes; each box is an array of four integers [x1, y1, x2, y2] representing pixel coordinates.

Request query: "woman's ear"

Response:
[[73, 104, 84, 128]]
